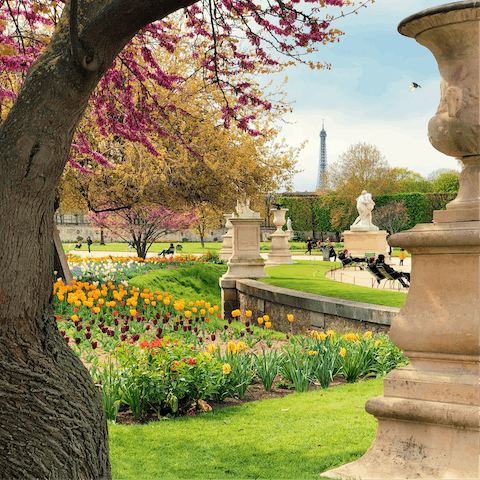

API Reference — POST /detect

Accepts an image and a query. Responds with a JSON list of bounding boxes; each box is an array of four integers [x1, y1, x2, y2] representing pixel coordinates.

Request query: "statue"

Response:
[[351, 190, 379, 231], [235, 194, 259, 218], [286, 218, 293, 231]]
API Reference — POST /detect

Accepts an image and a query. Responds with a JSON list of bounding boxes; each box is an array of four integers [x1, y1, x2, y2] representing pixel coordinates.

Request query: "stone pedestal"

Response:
[[322, 3, 479, 479], [342, 229, 388, 258], [221, 216, 269, 280], [218, 213, 233, 261], [265, 208, 294, 267]]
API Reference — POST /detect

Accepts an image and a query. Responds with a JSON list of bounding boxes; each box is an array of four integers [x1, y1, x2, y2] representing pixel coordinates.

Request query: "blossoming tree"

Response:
[[89, 205, 197, 258], [0, 0, 371, 477]]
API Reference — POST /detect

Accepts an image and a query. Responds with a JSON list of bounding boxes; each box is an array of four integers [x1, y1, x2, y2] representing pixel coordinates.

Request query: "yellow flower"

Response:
[[287, 314, 294, 323], [200, 309, 206, 315], [208, 344, 217, 354], [263, 315, 269, 322], [205, 303, 211, 309], [192, 307, 198, 313], [365, 331, 372, 339], [246, 310, 252, 318], [222, 363, 231, 375], [237, 341, 247, 352], [151, 301, 156, 307], [227, 341, 237, 354], [231, 309, 241, 317], [130, 309, 138, 317], [319, 332, 327, 341], [265, 321, 272, 329], [184, 310, 192, 319], [209, 308, 215, 314], [71, 314, 78, 322], [340, 347, 346, 357], [308, 350, 318, 356], [257, 317, 264, 325], [326, 330, 334, 338], [163, 298, 171, 306], [189, 301, 194, 307], [213, 305, 219, 312], [375, 340, 382, 347]]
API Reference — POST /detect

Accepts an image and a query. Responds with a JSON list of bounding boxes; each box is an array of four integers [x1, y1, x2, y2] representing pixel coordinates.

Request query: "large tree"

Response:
[[0, 0, 368, 477]]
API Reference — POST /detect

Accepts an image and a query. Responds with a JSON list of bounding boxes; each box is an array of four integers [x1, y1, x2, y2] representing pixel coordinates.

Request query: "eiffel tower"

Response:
[[316, 120, 327, 190]]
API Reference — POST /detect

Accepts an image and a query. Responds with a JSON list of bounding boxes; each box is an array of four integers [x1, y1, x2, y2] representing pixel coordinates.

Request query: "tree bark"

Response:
[[0, 0, 197, 477]]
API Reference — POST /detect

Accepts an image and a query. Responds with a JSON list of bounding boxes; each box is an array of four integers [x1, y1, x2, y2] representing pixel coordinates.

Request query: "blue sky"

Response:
[[269, 0, 462, 192]]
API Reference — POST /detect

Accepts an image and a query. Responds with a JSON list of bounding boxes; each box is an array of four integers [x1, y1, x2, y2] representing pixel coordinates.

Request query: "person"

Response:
[[376, 254, 410, 288], [317, 240, 322, 250], [86, 236, 93, 253], [399, 248, 406, 266], [127, 243, 133, 252], [328, 243, 337, 261], [74, 241, 82, 250], [366, 256, 386, 284], [305, 237, 313, 255]]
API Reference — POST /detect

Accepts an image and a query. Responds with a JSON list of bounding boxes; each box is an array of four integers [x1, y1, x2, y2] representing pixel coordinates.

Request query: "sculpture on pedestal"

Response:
[[350, 190, 379, 231]]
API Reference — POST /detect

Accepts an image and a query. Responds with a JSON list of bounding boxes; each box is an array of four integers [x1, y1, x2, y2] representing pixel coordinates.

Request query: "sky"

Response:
[[267, 0, 463, 192]]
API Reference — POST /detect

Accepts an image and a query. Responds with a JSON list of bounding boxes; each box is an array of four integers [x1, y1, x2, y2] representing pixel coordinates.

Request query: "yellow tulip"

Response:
[[287, 314, 294, 322], [340, 347, 346, 357]]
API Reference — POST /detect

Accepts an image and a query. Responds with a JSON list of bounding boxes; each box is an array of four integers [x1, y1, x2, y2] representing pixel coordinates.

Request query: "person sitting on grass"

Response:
[[74, 241, 82, 250]]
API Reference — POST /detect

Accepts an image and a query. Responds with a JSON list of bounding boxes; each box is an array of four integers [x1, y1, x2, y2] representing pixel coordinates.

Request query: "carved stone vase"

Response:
[[265, 208, 294, 267], [322, 2, 479, 479]]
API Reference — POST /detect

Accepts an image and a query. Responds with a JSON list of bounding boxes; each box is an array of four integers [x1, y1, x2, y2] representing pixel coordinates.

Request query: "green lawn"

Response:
[[109, 378, 383, 479], [263, 260, 406, 308]]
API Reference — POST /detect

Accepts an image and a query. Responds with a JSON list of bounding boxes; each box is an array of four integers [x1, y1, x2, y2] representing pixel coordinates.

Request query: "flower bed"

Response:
[[65, 254, 201, 283], [54, 276, 408, 423]]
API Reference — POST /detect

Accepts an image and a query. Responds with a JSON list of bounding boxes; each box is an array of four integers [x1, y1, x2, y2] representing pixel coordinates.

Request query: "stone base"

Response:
[[265, 232, 294, 267], [343, 230, 388, 258], [221, 258, 269, 279], [322, 354, 480, 480]]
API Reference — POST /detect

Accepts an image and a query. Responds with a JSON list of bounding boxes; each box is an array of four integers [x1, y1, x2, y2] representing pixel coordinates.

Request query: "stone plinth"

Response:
[[221, 216, 269, 280], [323, 221, 479, 479], [218, 213, 233, 261], [265, 208, 294, 267], [342, 229, 388, 258]]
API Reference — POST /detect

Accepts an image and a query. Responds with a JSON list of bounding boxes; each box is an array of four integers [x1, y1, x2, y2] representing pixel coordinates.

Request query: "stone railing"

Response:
[[220, 278, 398, 335]]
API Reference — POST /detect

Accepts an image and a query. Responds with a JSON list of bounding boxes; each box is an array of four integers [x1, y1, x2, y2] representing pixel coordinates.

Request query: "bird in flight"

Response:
[[409, 82, 421, 91]]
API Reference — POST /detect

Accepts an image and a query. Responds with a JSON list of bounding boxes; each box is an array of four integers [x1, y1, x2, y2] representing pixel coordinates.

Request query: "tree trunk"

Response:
[[0, 0, 196, 477], [100, 228, 105, 245]]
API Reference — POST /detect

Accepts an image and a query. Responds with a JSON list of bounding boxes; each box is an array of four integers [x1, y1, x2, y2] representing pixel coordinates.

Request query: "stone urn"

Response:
[[322, 2, 479, 479], [265, 208, 294, 267]]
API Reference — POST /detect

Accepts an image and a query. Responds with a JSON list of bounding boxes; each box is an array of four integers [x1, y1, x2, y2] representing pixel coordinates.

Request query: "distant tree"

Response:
[[426, 168, 459, 182], [431, 172, 459, 193], [88, 205, 197, 259], [392, 168, 433, 193], [326, 142, 398, 230], [372, 200, 410, 235], [192, 204, 223, 248]]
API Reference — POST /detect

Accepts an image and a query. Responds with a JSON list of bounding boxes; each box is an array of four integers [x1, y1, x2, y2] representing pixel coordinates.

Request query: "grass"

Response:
[[128, 262, 228, 307], [109, 378, 383, 479], [263, 261, 406, 308]]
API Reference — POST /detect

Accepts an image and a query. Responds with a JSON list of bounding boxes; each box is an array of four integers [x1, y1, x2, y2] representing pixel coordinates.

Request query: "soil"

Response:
[[114, 374, 350, 425]]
